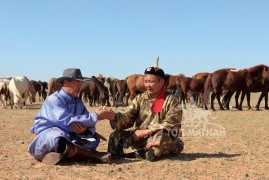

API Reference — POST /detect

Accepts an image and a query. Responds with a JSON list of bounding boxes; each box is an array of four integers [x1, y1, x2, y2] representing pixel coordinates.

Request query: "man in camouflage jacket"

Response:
[[108, 66, 184, 161]]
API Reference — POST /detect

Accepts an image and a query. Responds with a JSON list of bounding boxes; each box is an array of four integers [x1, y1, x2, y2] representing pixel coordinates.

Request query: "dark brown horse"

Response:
[[203, 65, 269, 111], [111, 78, 125, 107], [175, 73, 209, 109], [203, 68, 248, 111], [191, 72, 210, 107], [219, 65, 269, 111], [30, 80, 48, 101], [79, 76, 109, 107], [245, 64, 269, 110]]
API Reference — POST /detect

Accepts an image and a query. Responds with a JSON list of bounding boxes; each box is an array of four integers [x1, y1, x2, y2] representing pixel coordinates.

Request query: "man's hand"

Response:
[[71, 123, 88, 135], [95, 107, 116, 121], [133, 129, 151, 142]]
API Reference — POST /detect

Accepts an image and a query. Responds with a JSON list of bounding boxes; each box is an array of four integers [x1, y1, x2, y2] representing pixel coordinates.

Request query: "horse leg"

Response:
[[234, 91, 240, 110], [238, 91, 246, 111], [264, 91, 269, 110], [125, 91, 131, 106], [0, 95, 4, 108], [255, 92, 263, 111], [88, 94, 93, 107], [216, 92, 224, 110], [182, 91, 187, 109], [189, 92, 198, 107], [38, 92, 41, 102], [202, 92, 208, 110], [221, 91, 232, 110], [197, 93, 202, 108], [224, 91, 233, 110], [246, 91, 251, 110], [210, 92, 216, 111]]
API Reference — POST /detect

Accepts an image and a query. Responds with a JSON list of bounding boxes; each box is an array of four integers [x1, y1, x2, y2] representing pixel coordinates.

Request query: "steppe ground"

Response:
[[0, 93, 268, 179]]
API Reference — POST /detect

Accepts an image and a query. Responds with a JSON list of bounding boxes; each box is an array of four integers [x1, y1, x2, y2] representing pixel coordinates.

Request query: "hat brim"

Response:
[[56, 76, 86, 85]]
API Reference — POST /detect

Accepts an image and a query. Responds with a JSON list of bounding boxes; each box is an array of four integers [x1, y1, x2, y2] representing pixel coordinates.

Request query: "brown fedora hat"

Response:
[[56, 68, 85, 84]]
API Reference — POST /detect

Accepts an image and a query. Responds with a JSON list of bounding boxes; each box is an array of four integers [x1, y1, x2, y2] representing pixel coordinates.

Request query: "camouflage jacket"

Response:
[[115, 91, 182, 133]]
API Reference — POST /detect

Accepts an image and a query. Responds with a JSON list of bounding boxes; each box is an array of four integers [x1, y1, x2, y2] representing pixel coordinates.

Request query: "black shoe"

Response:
[[145, 149, 155, 162], [134, 149, 146, 159], [175, 139, 184, 154]]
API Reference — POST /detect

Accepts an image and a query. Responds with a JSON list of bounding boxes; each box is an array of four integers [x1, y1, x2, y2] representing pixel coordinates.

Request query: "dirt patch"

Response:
[[0, 93, 268, 179]]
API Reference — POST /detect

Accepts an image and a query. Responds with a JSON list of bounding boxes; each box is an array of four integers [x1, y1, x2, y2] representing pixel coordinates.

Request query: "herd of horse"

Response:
[[0, 64, 268, 111], [114, 64, 269, 111], [0, 77, 47, 109]]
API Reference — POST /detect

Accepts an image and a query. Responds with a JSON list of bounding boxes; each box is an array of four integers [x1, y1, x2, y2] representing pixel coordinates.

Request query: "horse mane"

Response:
[[91, 76, 108, 94], [248, 64, 267, 72], [177, 73, 185, 77], [246, 64, 267, 78], [23, 76, 35, 92]]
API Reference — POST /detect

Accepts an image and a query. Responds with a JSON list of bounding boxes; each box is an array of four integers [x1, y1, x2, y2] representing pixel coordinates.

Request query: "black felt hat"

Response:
[[144, 66, 166, 78], [56, 68, 85, 84]]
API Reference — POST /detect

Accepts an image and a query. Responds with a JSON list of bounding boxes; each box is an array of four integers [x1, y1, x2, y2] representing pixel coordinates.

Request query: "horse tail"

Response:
[[24, 76, 36, 103], [203, 73, 212, 106], [175, 79, 183, 102], [92, 76, 109, 106], [116, 78, 127, 107]]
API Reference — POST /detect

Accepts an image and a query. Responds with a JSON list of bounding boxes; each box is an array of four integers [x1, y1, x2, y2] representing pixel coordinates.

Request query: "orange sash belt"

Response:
[[32, 133, 37, 140]]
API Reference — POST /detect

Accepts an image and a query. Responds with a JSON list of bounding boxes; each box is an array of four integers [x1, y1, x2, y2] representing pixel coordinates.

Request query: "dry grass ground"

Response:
[[0, 92, 268, 179]]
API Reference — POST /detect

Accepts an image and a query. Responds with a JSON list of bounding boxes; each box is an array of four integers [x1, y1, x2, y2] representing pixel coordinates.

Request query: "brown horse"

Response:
[[111, 78, 125, 107], [175, 73, 209, 109], [104, 77, 123, 107], [217, 65, 269, 111], [203, 65, 269, 111], [166, 74, 185, 93], [245, 64, 269, 110], [203, 68, 248, 111], [79, 76, 109, 107], [47, 77, 62, 96], [116, 74, 145, 106], [191, 72, 210, 107]]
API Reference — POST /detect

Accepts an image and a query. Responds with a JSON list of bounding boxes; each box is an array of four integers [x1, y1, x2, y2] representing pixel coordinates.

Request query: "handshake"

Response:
[[102, 106, 108, 111], [95, 106, 116, 121]]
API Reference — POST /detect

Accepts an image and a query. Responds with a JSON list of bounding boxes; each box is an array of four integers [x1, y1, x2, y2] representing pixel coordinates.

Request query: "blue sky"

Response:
[[1, 0, 268, 81]]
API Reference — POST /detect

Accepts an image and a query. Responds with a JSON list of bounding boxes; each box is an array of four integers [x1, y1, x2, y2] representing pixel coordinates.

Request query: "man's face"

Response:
[[63, 79, 83, 98], [144, 74, 164, 98]]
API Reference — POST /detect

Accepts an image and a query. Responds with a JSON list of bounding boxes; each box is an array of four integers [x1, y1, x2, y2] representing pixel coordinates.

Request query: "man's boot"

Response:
[[42, 138, 111, 165]]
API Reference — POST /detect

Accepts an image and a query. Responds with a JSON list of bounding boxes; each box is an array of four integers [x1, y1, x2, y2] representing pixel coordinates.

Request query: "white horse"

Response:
[[8, 76, 36, 109]]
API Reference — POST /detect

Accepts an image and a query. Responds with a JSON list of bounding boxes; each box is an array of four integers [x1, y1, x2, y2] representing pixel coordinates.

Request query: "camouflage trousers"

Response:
[[107, 129, 184, 157]]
